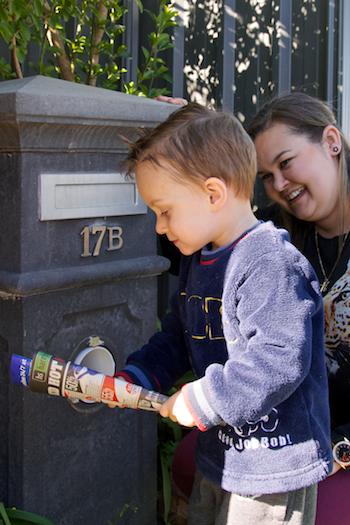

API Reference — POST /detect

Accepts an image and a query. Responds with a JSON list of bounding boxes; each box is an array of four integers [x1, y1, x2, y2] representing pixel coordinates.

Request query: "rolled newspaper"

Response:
[[10, 351, 168, 411]]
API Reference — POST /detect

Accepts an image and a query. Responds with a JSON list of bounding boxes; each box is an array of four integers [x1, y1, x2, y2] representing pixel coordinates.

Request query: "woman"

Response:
[[163, 92, 350, 524], [248, 92, 350, 525]]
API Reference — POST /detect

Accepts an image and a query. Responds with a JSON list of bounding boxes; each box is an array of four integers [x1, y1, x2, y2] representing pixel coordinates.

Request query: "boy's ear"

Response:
[[204, 177, 227, 209]]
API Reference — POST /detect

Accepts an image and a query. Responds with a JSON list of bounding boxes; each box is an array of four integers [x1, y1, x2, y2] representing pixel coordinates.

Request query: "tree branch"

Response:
[[87, 1, 108, 86], [44, 1, 75, 82], [11, 36, 23, 79]]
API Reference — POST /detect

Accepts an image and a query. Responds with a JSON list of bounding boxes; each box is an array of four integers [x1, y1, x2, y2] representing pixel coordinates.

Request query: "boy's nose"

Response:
[[155, 216, 167, 235]]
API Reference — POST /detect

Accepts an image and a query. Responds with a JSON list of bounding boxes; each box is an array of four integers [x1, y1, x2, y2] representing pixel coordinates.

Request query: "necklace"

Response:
[[314, 229, 349, 294]]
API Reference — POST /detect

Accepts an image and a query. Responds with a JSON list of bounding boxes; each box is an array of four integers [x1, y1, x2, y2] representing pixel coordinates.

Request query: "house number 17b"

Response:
[[80, 225, 123, 257]]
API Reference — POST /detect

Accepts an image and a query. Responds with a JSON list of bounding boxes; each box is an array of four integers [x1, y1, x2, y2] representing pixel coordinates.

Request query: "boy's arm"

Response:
[[118, 293, 191, 393], [177, 252, 322, 430]]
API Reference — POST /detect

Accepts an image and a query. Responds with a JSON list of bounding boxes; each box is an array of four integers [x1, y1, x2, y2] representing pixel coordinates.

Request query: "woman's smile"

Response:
[[284, 186, 306, 203]]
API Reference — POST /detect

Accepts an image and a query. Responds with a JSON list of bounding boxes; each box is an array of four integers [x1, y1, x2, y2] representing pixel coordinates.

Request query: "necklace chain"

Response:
[[314, 229, 349, 294]]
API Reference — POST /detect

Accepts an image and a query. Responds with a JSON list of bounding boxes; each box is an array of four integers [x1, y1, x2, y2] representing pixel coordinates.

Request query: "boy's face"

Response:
[[135, 160, 220, 255]]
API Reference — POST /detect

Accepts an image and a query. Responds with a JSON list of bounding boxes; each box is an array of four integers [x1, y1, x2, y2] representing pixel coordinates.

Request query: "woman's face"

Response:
[[254, 122, 341, 226]]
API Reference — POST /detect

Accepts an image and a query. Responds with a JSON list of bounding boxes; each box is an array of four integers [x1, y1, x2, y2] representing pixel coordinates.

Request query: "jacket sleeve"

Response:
[[121, 291, 191, 393], [182, 251, 323, 430]]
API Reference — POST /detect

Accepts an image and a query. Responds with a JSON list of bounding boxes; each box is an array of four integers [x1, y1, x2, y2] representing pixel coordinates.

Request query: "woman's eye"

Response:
[[260, 172, 273, 182], [280, 159, 290, 169], [160, 210, 168, 216]]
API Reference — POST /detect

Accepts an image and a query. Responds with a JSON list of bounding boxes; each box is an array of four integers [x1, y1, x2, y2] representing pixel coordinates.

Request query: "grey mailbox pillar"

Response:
[[0, 76, 175, 525]]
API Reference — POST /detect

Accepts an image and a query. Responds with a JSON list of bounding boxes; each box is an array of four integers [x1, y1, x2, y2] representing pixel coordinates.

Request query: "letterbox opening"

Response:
[[69, 336, 116, 411], [74, 345, 116, 378]]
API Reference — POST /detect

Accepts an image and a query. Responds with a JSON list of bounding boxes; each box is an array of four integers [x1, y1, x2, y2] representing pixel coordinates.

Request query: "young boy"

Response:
[[119, 103, 332, 524]]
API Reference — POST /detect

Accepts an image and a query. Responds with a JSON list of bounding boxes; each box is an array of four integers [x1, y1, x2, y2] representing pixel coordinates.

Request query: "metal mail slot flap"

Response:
[[40, 173, 146, 220]]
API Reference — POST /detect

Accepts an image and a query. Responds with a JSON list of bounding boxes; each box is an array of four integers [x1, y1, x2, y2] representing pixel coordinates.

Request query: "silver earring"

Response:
[[333, 145, 339, 153]]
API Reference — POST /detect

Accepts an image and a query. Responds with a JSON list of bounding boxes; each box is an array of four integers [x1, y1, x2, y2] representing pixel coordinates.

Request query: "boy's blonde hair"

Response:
[[125, 103, 257, 199]]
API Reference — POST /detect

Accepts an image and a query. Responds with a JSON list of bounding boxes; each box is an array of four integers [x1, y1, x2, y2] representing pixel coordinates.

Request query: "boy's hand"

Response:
[[159, 390, 196, 427]]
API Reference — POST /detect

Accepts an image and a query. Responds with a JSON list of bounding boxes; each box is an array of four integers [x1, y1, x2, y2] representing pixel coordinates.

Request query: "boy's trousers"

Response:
[[188, 471, 317, 525]]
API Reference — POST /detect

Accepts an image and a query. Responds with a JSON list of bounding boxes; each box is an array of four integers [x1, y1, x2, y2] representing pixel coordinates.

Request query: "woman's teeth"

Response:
[[286, 187, 304, 202]]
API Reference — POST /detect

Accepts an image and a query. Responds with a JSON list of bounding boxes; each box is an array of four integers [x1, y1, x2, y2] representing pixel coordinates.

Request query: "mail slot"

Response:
[[0, 76, 175, 525]]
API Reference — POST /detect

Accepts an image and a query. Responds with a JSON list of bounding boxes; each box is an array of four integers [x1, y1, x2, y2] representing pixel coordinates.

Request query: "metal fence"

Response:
[[136, 0, 347, 130]]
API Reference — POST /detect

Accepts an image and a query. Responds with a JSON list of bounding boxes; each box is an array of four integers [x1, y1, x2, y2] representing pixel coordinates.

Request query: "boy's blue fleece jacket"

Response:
[[123, 221, 332, 495]]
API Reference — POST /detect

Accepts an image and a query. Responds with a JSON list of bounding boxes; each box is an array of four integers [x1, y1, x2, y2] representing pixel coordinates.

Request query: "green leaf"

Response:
[[134, 0, 143, 13], [0, 21, 14, 43], [32, 0, 43, 15], [5, 506, 55, 525], [149, 31, 158, 47], [162, 72, 172, 83], [19, 23, 31, 43], [123, 80, 137, 94], [15, 46, 26, 62], [144, 8, 156, 23], [0, 57, 14, 80], [141, 69, 155, 80], [159, 447, 173, 523], [0, 502, 11, 525], [115, 44, 128, 57], [141, 46, 150, 60]]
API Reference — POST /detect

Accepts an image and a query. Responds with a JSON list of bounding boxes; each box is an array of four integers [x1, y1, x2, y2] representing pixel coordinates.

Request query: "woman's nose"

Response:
[[272, 172, 288, 192]]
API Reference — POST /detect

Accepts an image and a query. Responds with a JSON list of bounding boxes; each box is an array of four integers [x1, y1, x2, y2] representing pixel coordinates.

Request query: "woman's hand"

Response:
[[155, 95, 188, 106], [159, 390, 196, 427], [329, 461, 342, 476]]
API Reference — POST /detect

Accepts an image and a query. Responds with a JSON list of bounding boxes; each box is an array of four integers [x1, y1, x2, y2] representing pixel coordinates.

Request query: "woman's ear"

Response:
[[204, 177, 227, 209], [322, 125, 342, 156]]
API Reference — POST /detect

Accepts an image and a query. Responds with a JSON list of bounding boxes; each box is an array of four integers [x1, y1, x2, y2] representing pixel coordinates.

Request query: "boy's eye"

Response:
[[160, 210, 168, 216]]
